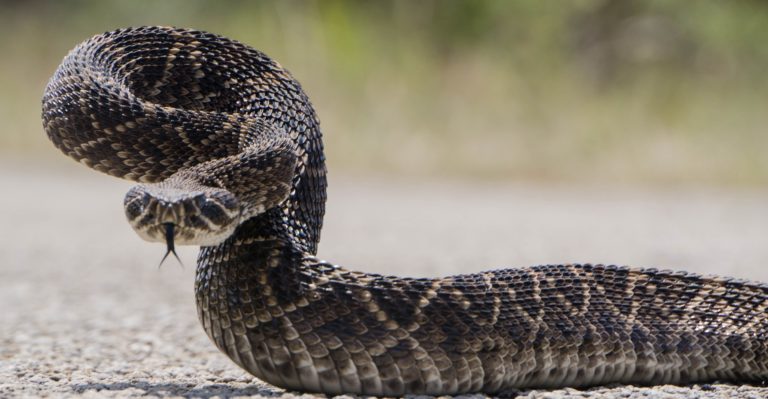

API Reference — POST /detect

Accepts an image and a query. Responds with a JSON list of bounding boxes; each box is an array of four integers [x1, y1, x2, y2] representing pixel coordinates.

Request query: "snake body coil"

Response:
[[42, 27, 768, 396]]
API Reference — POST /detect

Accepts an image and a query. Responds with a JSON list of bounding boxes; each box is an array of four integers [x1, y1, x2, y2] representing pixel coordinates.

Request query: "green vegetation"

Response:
[[3, 0, 768, 185]]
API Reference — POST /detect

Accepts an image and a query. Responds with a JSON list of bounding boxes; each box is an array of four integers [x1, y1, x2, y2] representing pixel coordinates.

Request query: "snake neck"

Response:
[[193, 213, 320, 390], [195, 212, 308, 294]]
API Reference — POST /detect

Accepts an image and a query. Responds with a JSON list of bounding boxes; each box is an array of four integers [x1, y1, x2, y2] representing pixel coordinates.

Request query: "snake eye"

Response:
[[124, 187, 153, 221], [125, 197, 144, 217], [208, 190, 239, 210], [199, 199, 229, 226], [195, 191, 238, 228]]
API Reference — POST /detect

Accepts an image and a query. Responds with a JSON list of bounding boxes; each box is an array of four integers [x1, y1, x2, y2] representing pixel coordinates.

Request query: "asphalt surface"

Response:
[[2, 158, 768, 398]]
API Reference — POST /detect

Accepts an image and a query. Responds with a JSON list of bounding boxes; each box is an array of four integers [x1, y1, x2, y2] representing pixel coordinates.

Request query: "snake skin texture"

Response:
[[42, 27, 768, 396]]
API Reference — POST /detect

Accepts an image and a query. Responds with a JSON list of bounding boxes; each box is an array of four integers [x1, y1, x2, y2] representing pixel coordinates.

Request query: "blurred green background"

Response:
[[3, 0, 767, 185]]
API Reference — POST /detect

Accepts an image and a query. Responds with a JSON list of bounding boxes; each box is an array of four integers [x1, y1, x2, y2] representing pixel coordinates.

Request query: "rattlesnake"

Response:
[[42, 26, 768, 396]]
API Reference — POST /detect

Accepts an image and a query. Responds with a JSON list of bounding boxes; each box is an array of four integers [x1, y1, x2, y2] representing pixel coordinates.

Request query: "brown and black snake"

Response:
[[42, 27, 768, 396]]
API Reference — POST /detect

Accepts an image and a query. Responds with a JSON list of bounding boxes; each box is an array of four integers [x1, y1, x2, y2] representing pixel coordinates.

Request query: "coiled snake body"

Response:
[[42, 27, 768, 396]]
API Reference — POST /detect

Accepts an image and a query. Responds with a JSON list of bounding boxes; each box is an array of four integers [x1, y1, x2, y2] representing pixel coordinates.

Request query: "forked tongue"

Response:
[[159, 222, 183, 268]]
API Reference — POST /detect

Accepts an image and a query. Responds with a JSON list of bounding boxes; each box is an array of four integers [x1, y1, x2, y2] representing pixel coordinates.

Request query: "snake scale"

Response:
[[42, 27, 767, 396]]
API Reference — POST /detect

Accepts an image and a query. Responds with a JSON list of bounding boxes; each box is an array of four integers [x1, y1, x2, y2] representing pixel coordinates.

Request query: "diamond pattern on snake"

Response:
[[42, 27, 768, 396]]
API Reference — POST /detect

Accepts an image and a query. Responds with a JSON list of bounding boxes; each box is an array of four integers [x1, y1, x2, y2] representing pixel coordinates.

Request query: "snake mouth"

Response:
[[132, 217, 237, 247]]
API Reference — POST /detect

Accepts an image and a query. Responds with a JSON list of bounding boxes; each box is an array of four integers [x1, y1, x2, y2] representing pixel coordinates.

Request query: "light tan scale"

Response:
[[42, 26, 768, 396]]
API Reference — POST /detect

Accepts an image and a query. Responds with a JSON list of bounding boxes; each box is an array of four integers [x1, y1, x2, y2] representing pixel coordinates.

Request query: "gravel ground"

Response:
[[2, 158, 768, 398]]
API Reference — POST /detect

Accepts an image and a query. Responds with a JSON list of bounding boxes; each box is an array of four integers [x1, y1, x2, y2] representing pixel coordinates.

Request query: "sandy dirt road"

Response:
[[2, 158, 767, 398]]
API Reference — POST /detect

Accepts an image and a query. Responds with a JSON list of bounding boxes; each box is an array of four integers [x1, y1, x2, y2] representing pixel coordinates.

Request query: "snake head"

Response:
[[124, 184, 241, 247]]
